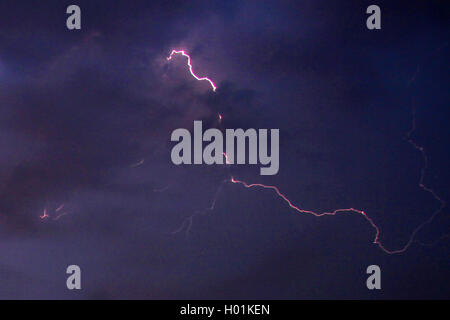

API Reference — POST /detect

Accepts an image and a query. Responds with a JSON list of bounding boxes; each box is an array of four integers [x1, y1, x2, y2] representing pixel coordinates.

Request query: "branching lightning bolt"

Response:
[[39, 203, 70, 221], [230, 158, 445, 255], [168, 49, 447, 254], [172, 180, 227, 237], [167, 50, 217, 92], [39, 208, 49, 220], [167, 49, 447, 253]]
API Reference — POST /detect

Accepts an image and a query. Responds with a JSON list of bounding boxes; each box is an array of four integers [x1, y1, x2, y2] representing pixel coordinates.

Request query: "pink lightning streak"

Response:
[[225, 99, 446, 254], [168, 48, 446, 254], [230, 174, 444, 255], [39, 208, 49, 220], [39, 203, 70, 221], [167, 50, 217, 92]]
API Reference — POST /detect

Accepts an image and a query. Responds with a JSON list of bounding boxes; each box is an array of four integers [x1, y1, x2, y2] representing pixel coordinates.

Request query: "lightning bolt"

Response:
[[172, 180, 227, 237], [39, 208, 49, 220], [130, 159, 145, 168], [167, 50, 217, 92], [226, 105, 446, 254], [230, 164, 445, 255], [39, 204, 70, 221], [167, 48, 448, 254]]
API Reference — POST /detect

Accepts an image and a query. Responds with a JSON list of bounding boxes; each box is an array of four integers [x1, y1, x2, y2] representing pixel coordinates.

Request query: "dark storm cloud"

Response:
[[1, 43, 139, 227], [0, 0, 448, 299], [0, 0, 269, 232]]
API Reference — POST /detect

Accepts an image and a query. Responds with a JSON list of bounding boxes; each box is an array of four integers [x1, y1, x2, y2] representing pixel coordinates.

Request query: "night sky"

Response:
[[0, 0, 449, 299]]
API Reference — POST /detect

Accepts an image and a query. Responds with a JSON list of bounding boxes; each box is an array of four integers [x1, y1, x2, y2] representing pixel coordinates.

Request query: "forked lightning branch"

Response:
[[166, 48, 445, 255]]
